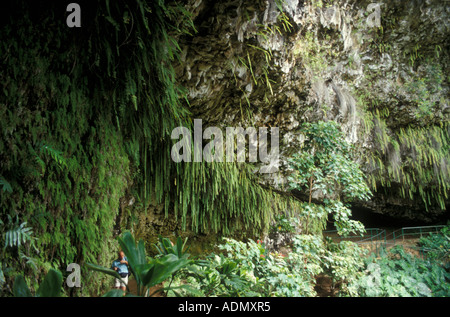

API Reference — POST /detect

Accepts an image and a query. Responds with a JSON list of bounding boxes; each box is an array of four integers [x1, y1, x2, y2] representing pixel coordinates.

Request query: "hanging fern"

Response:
[[363, 112, 449, 211], [0, 0, 302, 296], [37, 142, 67, 170]]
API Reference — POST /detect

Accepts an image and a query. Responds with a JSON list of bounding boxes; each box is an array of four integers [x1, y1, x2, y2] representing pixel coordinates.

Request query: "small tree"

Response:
[[288, 121, 371, 235]]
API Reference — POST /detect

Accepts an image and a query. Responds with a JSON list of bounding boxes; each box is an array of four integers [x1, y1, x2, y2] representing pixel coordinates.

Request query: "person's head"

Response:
[[118, 251, 125, 260]]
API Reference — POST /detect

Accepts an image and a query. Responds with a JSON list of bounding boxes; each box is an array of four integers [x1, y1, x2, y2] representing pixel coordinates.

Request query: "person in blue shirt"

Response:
[[111, 251, 129, 292]]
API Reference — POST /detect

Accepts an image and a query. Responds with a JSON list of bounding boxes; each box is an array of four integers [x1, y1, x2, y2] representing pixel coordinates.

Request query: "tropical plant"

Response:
[[182, 239, 285, 297], [87, 232, 192, 297], [287, 234, 367, 296], [153, 235, 194, 296], [417, 225, 450, 263], [180, 237, 318, 297], [194, 254, 257, 297], [288, 121, 371, 235], [354, 246, 450, 297], [320, 238, 367, 296], [154, 235, 190, 260], [13, 269, 63, 297]]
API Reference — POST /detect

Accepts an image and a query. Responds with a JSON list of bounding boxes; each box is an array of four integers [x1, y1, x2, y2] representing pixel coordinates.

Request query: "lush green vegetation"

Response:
[[1, 0, 449, 298], [0, 0, 302, 296], [354, 245, 449, 297], [12, 226, 448, 297], [109, 226, 450, 297], [288, 121, 371, 236], [13, 268, 63, 297]]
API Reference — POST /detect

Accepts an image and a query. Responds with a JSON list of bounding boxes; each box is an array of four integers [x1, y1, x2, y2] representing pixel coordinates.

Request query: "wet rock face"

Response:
[[174, 0, 449, 221]]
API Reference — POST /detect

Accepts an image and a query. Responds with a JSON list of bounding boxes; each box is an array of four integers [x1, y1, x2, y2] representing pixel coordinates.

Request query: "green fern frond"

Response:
[[35, 142, 67, 170], [0, 176, 12, 193], [2, 218, 33, 249]]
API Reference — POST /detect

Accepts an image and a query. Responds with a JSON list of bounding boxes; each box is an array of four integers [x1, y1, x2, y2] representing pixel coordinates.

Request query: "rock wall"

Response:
[[173, 0, 449, 222]]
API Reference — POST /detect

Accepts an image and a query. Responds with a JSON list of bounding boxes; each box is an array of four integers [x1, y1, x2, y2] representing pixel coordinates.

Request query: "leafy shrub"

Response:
[[172, 235, 367, 297], [169, 237, 314, 297], [270, 214, 298, 234], [354, 246, 450, 297], [289, 235, 366, 296], [154, 235, 190, 260], [185, 253, 259, 297], [288, 121, 371, 235], [266, 215, 300, 251], [417, 225, 450, 263], [92, 232, 449, 298]]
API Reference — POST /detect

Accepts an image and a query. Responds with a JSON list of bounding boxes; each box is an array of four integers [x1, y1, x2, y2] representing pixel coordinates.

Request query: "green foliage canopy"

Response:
[[288, 121, 371, 235]]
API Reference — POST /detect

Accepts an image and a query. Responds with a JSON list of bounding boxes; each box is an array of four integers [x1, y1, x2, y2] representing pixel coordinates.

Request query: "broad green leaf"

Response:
[[85, 262, 130, 293], [0, 176, 13, 193], [13, 275, 32, 297], [142, 254, 190, 287], [85, 262, 121, 279], [36, 269, 63, 297], [118, 232, 147, 268]]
